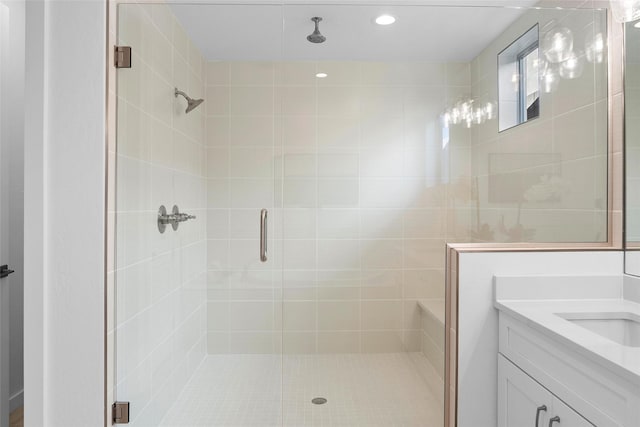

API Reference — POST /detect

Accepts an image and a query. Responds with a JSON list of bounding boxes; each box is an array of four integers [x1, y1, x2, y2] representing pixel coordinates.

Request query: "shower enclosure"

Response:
[[109, 2, 609, 426]]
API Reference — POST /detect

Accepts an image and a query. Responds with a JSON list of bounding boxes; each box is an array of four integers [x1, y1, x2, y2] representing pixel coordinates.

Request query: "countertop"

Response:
[[494, 275, 640, 386]]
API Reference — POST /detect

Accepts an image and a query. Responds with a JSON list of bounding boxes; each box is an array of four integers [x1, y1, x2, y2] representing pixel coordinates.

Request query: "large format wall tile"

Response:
[[115, 4, 207, 426], [205, 60, 464, 354]]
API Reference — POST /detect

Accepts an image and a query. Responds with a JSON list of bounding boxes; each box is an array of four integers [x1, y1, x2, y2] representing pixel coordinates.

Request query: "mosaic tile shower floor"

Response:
[[160, 352, 443, 427]]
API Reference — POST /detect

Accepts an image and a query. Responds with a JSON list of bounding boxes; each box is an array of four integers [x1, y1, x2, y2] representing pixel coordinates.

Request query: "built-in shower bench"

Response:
[[415, 299, 445, 402]]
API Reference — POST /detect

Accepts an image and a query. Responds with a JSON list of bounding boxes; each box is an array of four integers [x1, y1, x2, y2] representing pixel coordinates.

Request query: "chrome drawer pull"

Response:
[[535, 405, 547, 427]]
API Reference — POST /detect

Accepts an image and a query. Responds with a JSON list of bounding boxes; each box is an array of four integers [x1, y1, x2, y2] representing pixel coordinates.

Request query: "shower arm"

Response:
[[175, 88, 190, 100]]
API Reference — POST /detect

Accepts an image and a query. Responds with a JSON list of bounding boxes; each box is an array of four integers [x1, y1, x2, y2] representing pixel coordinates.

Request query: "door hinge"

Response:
[[112, 401, 130, 424], [0, 265, 14, 279], [114, 46, 132, 69]]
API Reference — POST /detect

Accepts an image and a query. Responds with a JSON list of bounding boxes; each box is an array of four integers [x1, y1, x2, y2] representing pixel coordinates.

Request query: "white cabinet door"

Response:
[[551, 397, 595, 427], [498, 354, 550, 427], [499, 355, 596, 427]]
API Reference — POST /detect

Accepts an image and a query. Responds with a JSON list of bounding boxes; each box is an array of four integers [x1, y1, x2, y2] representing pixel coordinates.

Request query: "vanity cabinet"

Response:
[[498, 354, 594, 427], [497, 311, 637, 426]]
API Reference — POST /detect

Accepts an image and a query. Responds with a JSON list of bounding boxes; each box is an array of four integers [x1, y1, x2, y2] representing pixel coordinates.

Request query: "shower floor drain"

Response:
[[311, 397, 327, 405]]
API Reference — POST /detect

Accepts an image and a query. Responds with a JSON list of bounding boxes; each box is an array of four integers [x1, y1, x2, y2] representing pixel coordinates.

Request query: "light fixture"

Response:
[[541, 27, 574, 63], [609, 0, 640, 23], [585, 32, 605, 63], [316, 72, 328, 78], [375, 14, 396, 25], [540, 64, 560, 93], [559, 51, 585, 80], [442, 98, 496, 129]]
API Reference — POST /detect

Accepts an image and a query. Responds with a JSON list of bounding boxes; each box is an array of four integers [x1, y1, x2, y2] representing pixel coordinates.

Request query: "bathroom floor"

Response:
[[9, 407, 23, 427], [160, 353, 443, 427]]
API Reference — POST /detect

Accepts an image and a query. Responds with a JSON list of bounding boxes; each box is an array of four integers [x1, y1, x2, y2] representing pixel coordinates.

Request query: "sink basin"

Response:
[[556, 312, 640, 347]]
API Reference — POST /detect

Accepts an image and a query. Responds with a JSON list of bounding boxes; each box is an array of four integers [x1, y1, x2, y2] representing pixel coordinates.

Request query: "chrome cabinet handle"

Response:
[[535, 405, 547, 427], [548, 416, 560, 426], [260, 209, 268, 262]]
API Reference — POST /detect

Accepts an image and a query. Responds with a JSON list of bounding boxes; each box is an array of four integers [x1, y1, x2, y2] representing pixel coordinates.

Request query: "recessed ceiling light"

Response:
[[316, 72, 328, 78], [635, 20, 640, 28], [375, 14, 396, 25]]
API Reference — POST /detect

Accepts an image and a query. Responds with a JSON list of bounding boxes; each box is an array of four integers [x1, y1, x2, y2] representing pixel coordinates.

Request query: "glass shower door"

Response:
[[113, 3, 284, 426], [277, 4, 450, 426]]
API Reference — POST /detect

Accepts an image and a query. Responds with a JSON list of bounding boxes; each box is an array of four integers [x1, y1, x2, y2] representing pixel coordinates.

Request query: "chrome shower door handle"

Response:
[[260, 209, 268, 262], [535, 405, 547, 427], [548, 416, 560, 427]]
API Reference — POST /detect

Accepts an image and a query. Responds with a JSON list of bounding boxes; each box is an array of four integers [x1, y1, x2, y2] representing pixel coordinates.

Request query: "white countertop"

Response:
[[494, 275, 640, 386]]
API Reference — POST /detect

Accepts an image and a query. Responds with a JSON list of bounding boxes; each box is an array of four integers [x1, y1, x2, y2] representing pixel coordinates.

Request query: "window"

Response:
[[498, 24, 540, 131]]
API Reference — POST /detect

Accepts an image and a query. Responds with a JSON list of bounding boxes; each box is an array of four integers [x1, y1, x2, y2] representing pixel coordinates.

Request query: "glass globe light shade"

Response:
[[484, 102, 495, 121], [559, 50, 585, 80], [540, 64, 560, 93], [542, 27, 574, 63], [451, 106, 461, 125], [585, 32, 605, 64], [443, 112, 451, 128], [609, 0, 640, 23]]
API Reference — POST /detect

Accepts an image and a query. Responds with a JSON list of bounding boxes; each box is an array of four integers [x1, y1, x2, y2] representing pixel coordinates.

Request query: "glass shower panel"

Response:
[[276, 3, 609, 426], [113, 3, 284, 426], [468, 7, 609, 243], [277, 5, 461, 426]]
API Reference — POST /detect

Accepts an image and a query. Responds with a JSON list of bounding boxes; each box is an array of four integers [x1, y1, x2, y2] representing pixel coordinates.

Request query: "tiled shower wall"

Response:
[[469, 5, 609, 243], [113, 4, 207, 425], [204, 61, 472, 354]]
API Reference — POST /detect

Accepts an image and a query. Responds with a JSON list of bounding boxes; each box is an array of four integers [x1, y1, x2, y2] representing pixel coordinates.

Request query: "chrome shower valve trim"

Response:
[[157, 205, 197, 233]]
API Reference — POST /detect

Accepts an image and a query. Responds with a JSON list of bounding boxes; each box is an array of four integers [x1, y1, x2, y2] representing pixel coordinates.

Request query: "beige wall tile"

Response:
[[317, 331, 360, 353], [361, 331, 404, 353], [318, 301, 360, 331]]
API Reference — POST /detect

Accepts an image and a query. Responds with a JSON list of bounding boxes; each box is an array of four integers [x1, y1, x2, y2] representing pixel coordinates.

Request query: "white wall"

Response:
[[1, 0, 25, 414], [0, 0, 25, 422], [24, 1, 106, 426], [456, 250, 623, 427], [0, 4, 11, 425]]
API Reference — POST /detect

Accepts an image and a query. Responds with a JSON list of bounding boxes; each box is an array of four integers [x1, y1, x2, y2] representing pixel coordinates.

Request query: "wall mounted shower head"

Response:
[[307, 17, 326, 44], [174, 88, 205, 114]]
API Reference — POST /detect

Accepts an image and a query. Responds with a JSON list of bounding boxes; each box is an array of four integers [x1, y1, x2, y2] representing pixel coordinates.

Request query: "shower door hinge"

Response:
[[114, 46, 132, 68], [112, 401, 130, 424]]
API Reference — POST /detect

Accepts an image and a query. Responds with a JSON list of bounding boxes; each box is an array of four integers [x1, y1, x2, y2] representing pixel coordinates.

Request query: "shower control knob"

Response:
[[176, 212, 196, 222], [157, 205, 196, 233]]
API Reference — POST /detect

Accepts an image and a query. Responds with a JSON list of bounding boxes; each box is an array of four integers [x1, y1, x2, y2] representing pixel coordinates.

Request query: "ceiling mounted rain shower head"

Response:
[[307, 17, 326, 44], [174, 88, 205, 114]]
